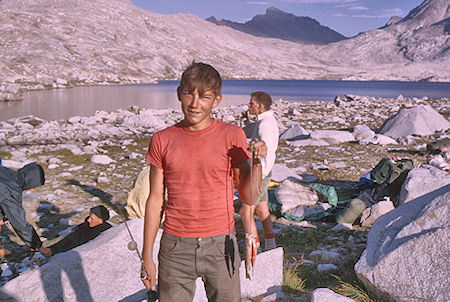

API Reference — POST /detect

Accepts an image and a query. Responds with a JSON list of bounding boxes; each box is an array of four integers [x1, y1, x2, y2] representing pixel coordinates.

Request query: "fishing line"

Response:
[[115, 203, 158, 302]]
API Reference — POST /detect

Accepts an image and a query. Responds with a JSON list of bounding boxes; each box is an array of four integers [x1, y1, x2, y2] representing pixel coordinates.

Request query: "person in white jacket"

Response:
[[241, 91, 279, 251]]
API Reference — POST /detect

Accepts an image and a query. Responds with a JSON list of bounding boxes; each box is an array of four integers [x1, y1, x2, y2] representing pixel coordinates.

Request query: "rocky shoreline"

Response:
[[0, 94, 449, 300], [1, 94, 448, 147]]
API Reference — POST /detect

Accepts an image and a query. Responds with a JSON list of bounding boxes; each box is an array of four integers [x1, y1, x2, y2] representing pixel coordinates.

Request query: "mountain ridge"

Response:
[[0, 0, 448, 95], [207, 7, 347, 45]]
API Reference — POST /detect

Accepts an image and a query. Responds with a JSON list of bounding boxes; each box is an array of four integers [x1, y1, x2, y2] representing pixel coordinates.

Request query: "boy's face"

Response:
[[87, 213, 104, 228], [179, 87, 222, 130], [248, 97, 261, 115]]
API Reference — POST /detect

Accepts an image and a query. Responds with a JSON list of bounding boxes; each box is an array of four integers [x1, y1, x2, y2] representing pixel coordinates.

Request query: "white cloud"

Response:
[[247, 1, 271, 4], [348, 5, 368, 11], [279, 0, 358, 3], [380, 8, 404, 17], [334, 1, 362, 8], [353, 14, 377, 18], [350, 8, 404, 19]]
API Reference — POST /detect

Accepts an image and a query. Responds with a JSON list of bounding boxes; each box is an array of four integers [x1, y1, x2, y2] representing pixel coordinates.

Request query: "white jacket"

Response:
[[250, 110, 279, 177]]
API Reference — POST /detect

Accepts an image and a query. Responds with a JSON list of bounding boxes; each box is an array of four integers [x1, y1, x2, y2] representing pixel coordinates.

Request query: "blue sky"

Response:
[[130, 0, 424, 37]]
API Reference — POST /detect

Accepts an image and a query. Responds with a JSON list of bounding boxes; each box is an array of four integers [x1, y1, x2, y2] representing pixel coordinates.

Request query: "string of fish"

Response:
[[245, 141, 261, 280]]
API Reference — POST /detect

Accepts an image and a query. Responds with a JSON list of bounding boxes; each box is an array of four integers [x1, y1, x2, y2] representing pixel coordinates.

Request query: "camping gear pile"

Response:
[[336, 156, 414, 225], [269, 156, 416, 226], [269, 180, 338, 222], [426, 138, 450, 171]]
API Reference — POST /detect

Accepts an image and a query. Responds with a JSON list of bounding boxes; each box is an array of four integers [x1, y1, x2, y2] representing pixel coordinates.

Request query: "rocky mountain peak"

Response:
[[207, 7, 346, 45], [265, 7, 288, 15], [398, 0, 450, 29]]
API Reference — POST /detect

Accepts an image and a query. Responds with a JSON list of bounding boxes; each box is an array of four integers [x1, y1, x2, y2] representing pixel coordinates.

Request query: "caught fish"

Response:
[[245, 233, 257, 280]]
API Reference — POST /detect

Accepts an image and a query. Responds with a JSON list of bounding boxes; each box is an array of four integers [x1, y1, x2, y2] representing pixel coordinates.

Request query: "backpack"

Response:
[[370, 158, 414, 203], [426, 138, 450, 154]]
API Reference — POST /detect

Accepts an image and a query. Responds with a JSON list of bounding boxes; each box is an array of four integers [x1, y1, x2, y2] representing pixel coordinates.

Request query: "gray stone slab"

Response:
[[355, 185, 450, 302], [0, 219, 283, 301]]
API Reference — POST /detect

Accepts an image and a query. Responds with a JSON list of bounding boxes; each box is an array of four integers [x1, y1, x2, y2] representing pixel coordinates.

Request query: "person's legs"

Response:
[[255, 201, 276, 250], [0, 221, 11, 258], [239, 203, 258, 239], [239, 174, 272, 241], [158, 233, 198, 302], [200, 232, 241, 302]]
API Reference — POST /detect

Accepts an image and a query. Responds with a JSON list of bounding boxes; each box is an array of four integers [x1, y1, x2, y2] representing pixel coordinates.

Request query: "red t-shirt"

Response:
[[146, 119, 250, 238]]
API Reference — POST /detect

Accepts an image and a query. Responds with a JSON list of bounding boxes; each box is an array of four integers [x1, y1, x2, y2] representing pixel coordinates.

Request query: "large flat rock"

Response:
[[355, 185, 450, 302], [0, 219, 283, 301]]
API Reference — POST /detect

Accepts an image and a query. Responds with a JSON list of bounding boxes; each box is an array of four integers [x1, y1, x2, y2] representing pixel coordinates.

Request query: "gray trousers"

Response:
[[158, 231, 241, 302]]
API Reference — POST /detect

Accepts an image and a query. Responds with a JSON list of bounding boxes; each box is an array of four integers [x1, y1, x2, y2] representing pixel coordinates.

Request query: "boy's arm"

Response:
[[142, 164, 165, 291], [234, 141, 267, 205], [1, 194, 42, 250]]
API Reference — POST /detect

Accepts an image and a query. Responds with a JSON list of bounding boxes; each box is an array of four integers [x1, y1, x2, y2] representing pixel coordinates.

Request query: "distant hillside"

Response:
[[397, 0, 450, 28], [207, 7, 346, 45], [0, 0, 448, 95], [315, 0, 450, 77]]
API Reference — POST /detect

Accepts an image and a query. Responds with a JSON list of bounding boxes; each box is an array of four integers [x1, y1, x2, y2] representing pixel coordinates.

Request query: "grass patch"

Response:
[[333, 275, 376, 302], [276, 225, 330, 255], [296, 265, 331, 289], [283, 257, 306, 295], [277, 225, 368, 294], [0, 151, 11, 159]]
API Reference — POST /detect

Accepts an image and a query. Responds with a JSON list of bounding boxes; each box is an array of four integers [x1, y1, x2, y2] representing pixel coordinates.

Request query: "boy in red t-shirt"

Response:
[[141, 62, 266, 301]]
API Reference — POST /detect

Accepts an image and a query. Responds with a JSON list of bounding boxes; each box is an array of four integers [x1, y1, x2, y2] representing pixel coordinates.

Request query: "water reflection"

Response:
[[1, 80, 449, 121], [0, 84, 249, 121]]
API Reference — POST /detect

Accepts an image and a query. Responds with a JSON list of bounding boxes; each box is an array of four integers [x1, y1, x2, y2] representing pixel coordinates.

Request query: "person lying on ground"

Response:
[[0, 162, 47, 257], [39, 205, 111, 257]]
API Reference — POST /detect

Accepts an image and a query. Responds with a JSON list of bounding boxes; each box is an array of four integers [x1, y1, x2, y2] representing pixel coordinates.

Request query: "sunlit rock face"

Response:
[[0, 0, 449, 98]]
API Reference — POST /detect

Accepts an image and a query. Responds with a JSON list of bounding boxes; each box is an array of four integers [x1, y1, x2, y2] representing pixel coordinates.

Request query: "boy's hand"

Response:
[[141, 260, 157, 291], [251, 141, 268, 159], [38, 246, 52, 257]]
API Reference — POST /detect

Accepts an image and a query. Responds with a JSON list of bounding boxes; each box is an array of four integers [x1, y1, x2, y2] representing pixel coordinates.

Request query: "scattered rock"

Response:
[[280, 125, 309, 140], [353, 124, 375, 140], [329, 161, 347, 169], [360, 134, 397, 145], [309, 130, 354, 144], [317, 263, 337, 272], [90, 155, 115, 165], [271, 164, 305, 182], [286, 138, 329, 147], [360, 199, 395, 227], [311, 288, 356, 302], [331, 223, 353, 231], [379, 105, 450, 138]]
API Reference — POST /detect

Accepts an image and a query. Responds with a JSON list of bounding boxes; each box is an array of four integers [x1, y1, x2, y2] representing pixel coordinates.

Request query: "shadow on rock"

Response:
[[40, 250, 93, 302]]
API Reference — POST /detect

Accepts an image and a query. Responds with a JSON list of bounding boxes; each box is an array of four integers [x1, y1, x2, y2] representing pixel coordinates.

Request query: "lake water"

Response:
[[1, 80, 449, 121]]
